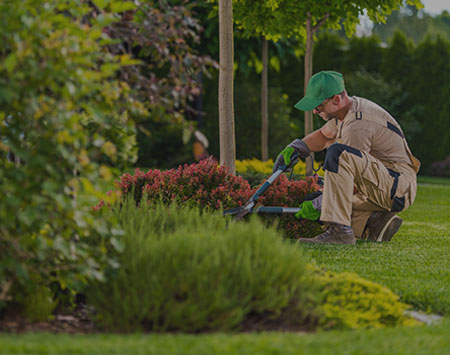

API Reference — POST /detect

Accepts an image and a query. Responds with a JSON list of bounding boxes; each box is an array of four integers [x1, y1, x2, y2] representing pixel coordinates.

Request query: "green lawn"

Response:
[[0, 319, 449, 354], [1, 177, 449, 354], [302, 177, 450, 315]]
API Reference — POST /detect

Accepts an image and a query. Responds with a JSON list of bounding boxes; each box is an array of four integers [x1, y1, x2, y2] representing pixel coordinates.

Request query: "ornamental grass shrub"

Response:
[[94, 157, 323, 240], [86, 201, 322, 332]]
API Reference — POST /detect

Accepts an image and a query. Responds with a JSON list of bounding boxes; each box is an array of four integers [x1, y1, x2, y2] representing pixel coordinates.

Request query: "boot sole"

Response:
[[377, 216, 403, 242], [298, 237, 356, 245]]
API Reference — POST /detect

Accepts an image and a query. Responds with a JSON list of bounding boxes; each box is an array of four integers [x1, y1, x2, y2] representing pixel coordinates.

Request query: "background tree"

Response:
[[373, 6, 450, 44], [218, 0, 236, 174], [231, 0, 306, 162], [104, 0, 216, 169]]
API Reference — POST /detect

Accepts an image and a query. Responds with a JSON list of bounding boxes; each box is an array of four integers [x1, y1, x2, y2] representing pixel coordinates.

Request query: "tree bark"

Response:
[[304, 13, 314, 176], [218, 0, 236, 174], [303, 12, 330, 176], [261, 36, 269, 161]]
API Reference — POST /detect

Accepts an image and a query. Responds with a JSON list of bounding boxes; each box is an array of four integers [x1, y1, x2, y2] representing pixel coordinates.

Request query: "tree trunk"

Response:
[[261, 36, 269, 161], [218, 0, 236, 174], [304, 13, 314, 176]]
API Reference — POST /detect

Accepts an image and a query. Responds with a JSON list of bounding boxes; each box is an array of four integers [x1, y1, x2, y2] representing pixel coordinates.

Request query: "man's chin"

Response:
[[319, 114, 334, 121]]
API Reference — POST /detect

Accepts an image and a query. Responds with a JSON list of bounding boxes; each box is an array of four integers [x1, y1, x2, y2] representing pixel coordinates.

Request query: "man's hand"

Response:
[[272, 139, 310, 172], [295, 200, 320, 221]]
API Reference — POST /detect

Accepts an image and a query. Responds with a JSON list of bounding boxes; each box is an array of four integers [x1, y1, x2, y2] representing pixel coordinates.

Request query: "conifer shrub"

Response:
[[93, 158, 323, 240], [86, 202, 322, 332], [315, 269, 420, 330]]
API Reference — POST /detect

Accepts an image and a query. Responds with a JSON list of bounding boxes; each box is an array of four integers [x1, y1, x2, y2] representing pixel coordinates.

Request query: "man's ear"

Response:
[[331, 94, 340, 105]]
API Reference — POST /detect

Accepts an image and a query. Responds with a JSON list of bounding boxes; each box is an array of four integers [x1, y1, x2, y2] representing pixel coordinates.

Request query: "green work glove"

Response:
[[295, 200, 320, 221], [273, 139, 310, 172], [281, 146, 295, 166]]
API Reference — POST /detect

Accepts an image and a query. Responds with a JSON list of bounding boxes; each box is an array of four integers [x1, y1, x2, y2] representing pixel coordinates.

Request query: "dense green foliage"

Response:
[[87, 202, 322, 332], [373, 6, 450, 44], [0, 0, 143, 309]]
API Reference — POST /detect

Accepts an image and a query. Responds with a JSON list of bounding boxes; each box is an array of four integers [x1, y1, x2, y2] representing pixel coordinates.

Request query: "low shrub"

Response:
[[315, 269, 419, 330], [95, 158, 323, 240], [113, 157, 253, 209], [259, 174, 324, 239], [12, 284, 57, 322], [86, 202, 322, 332]]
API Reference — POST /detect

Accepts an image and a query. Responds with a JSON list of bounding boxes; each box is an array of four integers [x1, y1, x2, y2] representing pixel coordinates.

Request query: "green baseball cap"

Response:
[[294, 71, 345, 111]]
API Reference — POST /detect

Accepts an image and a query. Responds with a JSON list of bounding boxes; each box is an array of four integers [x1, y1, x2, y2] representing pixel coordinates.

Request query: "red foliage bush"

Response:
[[95, 157, 322, 239], [259, 174, 323, 239], [113, 157, 252, 210]]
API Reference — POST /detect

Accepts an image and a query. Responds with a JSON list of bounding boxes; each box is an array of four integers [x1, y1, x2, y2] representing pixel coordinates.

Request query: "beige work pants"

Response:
[[320, 144, 417, 238]]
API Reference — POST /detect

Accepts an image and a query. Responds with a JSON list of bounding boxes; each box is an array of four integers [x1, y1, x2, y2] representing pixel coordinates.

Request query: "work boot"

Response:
[[298, 222, 356, 245], [366, 211, 403, 242]]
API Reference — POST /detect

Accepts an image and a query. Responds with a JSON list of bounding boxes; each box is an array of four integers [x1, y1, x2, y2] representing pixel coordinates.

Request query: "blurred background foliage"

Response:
[[128, 1, 450, 174]]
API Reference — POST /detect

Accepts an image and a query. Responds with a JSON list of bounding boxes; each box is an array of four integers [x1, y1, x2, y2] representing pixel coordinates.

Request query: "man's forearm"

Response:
[[303, 129, 335, 152]]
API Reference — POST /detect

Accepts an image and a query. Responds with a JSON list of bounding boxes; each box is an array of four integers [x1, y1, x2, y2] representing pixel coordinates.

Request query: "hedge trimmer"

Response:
[[224, 154, 322, 221]]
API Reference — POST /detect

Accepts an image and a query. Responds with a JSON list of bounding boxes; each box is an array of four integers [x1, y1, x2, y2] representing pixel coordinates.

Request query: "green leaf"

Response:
[[3, 54, 17, 73], [110, 1, 136, 13], [92, 0, 110, 10]]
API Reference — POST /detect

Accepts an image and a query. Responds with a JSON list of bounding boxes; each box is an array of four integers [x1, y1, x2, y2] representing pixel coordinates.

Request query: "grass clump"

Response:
[[86, 201, 322, 332]]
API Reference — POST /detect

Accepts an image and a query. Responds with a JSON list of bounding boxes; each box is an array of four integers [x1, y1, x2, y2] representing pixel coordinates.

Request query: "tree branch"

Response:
[[312, 13, 330, 33]]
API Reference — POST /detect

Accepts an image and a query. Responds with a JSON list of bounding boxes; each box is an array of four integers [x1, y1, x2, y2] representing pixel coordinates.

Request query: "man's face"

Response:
[[312, 96, 337, 121]]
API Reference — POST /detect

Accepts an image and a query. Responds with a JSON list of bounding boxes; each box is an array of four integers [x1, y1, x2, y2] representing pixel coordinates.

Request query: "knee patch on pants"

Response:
[[323, 143, 362, 173]]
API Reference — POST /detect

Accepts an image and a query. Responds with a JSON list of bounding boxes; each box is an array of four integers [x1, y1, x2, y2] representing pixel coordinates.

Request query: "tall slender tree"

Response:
[[218, 0, 236, 174]]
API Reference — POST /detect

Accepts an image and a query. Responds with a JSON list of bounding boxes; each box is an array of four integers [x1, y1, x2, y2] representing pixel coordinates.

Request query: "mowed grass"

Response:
[[0, 318, 449, 355], [302, 177, 450, 315]]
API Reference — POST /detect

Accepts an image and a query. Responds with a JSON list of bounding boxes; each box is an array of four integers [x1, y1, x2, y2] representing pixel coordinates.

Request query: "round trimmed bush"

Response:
[[86, 201, 322, 332], [315, 269, 419, 330]]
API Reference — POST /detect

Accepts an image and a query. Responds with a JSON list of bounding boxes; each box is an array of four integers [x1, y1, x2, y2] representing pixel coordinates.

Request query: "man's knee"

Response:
[[323, 143, 363, 173]]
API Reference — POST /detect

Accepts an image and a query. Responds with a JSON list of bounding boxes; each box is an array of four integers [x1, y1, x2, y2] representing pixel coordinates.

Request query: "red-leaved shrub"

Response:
[[113, 157, 253, 210], [94, 157, 322, 239], [259, 174, 323, 239]]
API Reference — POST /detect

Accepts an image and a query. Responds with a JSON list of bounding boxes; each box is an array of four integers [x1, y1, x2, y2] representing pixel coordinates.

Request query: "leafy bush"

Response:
[[0, 0, 141, 311], [316, 269, 419, 330], [95, 158, 323, 239], [259, 175, 323, 239], [86, 202, 322, 332], [111, 157, 253, 209], [13, 284, 57, 322]]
